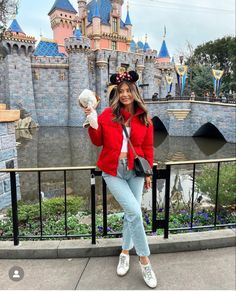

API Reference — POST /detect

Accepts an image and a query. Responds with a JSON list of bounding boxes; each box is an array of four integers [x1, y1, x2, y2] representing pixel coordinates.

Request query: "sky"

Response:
[[13, 0, 235, 59]]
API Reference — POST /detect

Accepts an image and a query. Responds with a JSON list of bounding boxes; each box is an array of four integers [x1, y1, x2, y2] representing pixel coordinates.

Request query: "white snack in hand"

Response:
[[86, 106, 98, 129], [78, 89, 98, 129], [78, 89, 97, 109]]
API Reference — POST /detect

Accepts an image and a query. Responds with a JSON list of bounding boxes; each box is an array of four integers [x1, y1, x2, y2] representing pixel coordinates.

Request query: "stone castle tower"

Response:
[[0, 0, 176, 127]]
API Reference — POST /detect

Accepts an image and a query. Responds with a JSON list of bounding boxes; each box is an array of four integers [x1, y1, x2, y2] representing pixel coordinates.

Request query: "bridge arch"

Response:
[[193, 122, 226, 141], [152, 116, 168, 133]]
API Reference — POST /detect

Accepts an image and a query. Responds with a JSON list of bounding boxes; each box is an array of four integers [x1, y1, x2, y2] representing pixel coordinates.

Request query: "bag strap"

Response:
[[122, 124, 138, 158]]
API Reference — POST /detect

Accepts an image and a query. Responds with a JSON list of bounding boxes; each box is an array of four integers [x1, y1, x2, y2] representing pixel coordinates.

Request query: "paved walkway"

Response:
[[0, 247, 235, 290]]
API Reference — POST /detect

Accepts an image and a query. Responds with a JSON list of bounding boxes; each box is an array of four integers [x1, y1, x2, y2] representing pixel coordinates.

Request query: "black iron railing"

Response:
[[144, 96, 236, 104], [0, 158, 235, 245]]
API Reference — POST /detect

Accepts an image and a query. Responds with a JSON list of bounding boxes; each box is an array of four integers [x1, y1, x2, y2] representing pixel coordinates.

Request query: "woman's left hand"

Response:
[[144, 176, 151, 189]]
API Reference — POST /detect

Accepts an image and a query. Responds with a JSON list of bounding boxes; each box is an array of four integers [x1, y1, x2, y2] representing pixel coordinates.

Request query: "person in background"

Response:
[[166, 91, 172, 99], [83, 70, 157, 289], [190, 91, 196, 100], [152, 92, 159, 101]]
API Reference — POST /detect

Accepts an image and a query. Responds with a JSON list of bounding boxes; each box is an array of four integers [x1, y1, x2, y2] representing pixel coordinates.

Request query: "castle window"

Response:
[[112, 17, 118, 33], [111, 41, 117, 50]]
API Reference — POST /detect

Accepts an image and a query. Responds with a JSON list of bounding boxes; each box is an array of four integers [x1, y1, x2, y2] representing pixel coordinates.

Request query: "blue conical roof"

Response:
[[125, 11, 132, 26], [144, 42, 150, 52], [137, 41, 144, 50], [48, 0, 77, 15], [7, 19, 25, 34], [158, 40, 170, 58], [92, 1, 101, 18], [74, 27, 82, 40], [130, 40, 136, 52]]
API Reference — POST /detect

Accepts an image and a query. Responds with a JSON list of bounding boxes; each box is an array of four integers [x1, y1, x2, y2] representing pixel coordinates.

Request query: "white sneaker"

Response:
[[139, 261, 157, 288], [117, 253, 130, 276]]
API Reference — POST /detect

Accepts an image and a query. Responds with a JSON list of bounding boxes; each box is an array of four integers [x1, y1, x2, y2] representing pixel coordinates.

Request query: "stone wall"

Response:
[[5, 53, 38, 123], [0, 122, 20, 210], [147, 101, 236, 143], [1, 34, 177, 127], [32, 67, 69, 126], [0, 58, 7, 103]]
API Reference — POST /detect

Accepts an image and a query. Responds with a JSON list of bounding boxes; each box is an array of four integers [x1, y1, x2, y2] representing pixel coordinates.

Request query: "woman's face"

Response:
[[118, 83, 134, 107]]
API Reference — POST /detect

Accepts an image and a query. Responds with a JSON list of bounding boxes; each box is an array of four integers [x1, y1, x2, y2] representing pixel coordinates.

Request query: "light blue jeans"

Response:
[[102, 159, 150, 257]]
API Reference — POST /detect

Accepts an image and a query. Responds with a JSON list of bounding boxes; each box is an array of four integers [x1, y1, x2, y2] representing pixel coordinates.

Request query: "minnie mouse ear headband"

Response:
[[110, 70, 139, 85]]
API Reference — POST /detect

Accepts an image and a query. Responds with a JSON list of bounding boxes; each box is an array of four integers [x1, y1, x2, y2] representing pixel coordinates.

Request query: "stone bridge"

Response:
[[146, 100, 236, 143]]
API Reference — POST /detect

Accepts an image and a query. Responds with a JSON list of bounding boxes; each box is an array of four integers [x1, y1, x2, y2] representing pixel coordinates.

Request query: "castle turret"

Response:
[[125, 3, 132, 51], [65, 33, 91, 126], [155, 31, 175, 98], [92, 1, 101, 49], [1, 19, 38, 124], [142, 36, 157, 99], [48, 0, 78, 53]]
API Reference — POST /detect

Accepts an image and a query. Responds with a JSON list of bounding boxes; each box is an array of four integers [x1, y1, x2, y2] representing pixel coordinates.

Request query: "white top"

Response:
[[121, 127, 131, 153]]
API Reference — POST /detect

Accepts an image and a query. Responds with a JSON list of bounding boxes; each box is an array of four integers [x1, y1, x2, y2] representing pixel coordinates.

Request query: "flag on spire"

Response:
[[163, 25, 166, 38], [15, 0, 20, 15]]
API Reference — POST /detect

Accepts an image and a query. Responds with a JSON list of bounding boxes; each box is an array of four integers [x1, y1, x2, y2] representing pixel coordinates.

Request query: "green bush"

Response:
[[7, 196, 85, 223], [196, 163, 236, 207]]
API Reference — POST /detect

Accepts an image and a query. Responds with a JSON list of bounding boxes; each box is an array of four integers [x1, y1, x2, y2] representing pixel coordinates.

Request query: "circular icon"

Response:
[[9, 266, 24, 282]]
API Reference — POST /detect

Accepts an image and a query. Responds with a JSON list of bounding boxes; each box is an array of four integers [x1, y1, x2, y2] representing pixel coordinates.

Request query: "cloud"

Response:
[[15, 0, 235, 53]]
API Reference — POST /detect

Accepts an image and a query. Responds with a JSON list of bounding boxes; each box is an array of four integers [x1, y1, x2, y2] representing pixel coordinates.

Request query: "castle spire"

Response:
[[144, 33, 150, 52], [7, 19, 25, 35], [125, 1, 132, 26], [157, 36, 171, 63], [158, 40, 170, 58]]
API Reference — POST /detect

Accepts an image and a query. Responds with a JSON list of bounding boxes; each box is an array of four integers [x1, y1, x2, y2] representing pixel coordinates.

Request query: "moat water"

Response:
[[1, 127, 235, 211]]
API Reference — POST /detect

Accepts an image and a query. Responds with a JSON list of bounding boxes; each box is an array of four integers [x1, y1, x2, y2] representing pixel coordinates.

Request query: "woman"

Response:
[[84, 70, 157, 289]]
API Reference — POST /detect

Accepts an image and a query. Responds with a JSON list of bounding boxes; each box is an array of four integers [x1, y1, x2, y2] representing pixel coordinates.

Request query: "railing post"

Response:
[[91, 170, 96, 244], [102, 178, 108, 236], [190, 164, 196, 228], [152, 165, 157, 233], [64, 170, 68, 237], [164, 165, 171, 239], [214, 162, 221, 227], [10, 171, 19, 246], [38, 171, 43, 238]]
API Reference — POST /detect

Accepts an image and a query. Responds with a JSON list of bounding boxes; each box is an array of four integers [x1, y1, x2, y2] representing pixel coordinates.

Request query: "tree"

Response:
[[0, 0, 19, 39], [189, 65, 213, 96], [190, 36, 236, 92], [196, 163, 236, 208]]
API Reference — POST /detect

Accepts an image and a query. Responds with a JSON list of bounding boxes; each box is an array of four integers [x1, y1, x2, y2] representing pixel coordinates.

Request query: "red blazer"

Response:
[[88, 107, 154, 176]]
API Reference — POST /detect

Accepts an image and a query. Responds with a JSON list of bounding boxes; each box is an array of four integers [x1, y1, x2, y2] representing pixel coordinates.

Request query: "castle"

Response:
[[0, 0, 176, 127]]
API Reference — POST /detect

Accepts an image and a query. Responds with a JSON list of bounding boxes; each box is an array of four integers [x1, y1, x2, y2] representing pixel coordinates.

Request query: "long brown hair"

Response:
[[110, 81, 151, 126]]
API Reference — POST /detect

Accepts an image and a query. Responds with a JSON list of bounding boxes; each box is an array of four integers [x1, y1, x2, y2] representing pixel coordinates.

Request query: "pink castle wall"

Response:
[[100, 39, 110, 49], [50, 10, 76, 53], [157, 57, 170, 63], [118, 42, 127, 51]]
